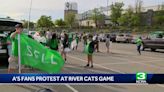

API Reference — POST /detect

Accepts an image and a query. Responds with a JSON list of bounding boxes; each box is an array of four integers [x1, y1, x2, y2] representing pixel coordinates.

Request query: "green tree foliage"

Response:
[[153, 10, 164, 26], [54, 19, 66, 27], [118, 5, 141, 27], [133, 0, 143, 26], [118, 6, 133, 26], [90, 8, 105, 28], [37, 15, 54, 28], [161, 3, 164, 10], [110, 2, 124, 26], [131, 14, 140, 26], [65, 12, 76, 28]]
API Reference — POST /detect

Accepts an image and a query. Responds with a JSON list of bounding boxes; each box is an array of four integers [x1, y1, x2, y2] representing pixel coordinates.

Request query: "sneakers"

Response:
[[84, 64, 89, 67], [84, 64, 94, 68], [64, 58, 67, 63]]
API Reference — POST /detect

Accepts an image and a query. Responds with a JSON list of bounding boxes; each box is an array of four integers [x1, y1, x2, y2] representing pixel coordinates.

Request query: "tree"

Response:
[[54, 19, 66, 27], [37, 15, 54, 28], [90, 8, 105, 28], [132, 0, 143, 26], [135, 0, 143, 14], [161, 2, 164, 10], [22, 20, 35, 29], [118, 5, 134, 26], [131, 14, 140, 26], [65, 12, 76, 28], [110, 2, 124, 26], [153, 10, 164, 26]]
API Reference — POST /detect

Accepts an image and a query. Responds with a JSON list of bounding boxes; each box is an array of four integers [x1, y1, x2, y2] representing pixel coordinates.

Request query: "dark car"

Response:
[[0, 33, 8, 67], [110, 33, 116, 42], [0, 18, 22, 67], [104, 33, 116, 42], [142, 31, 164, 51]]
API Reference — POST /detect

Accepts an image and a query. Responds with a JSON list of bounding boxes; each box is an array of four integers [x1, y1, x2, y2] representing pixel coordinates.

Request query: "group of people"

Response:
[[5, 24, 143, 73]]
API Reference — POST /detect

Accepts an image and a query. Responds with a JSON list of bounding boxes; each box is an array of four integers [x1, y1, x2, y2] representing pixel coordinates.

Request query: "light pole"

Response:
[[107, 0, 109, 15], [28, 0, 32, 33]]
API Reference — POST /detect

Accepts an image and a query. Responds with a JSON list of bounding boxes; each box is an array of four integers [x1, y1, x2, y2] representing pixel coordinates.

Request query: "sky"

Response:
[[0, 0, 163, 22]]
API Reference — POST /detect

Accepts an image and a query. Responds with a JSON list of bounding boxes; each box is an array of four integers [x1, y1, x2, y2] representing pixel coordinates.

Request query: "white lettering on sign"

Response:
[[51, 55, 57, 64], [34, 50, 40, 59], [26, 45, 57, 65], [42, 54, 45, 63], [27, 46, 33, 56]]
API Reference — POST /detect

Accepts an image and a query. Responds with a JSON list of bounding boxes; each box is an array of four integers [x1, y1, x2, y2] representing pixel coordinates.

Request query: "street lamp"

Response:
[[107, 0, 109, 15], [28, 0, 33, 33]]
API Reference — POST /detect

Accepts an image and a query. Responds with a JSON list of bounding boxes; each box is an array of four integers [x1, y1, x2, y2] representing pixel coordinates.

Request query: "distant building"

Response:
[[76, 4, 162, 27], [64, 2, 78, 21]]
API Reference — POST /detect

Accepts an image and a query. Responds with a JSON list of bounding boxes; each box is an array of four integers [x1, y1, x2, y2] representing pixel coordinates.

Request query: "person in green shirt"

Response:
[[84, 34, 95, 68], [135, 37, 143, 55], [7, 32, 12, 56], [75, 33, 79, 50], [68, 32, 73, 48], [8, 24, 23, 73], [48, 33, 59, 51]]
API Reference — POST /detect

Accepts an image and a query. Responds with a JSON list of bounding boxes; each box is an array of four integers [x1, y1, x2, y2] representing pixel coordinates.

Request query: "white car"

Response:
[[98, 34, 105, 42], [29, 31, 36, 37], [116, 34, 133, 43]]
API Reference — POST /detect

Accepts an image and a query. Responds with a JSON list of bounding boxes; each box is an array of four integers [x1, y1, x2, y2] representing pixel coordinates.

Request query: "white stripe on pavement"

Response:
[[65, 84, 79, 92], [68, 55, 124, 74], [67, 54, 164, 89]]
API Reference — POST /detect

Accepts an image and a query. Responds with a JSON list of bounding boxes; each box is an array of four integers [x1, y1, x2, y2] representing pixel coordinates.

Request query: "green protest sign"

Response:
[[17, 34, 64, 73]]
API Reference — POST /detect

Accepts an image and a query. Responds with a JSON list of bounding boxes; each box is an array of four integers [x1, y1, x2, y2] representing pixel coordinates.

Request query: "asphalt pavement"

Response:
[[0, 42, 164, 92]]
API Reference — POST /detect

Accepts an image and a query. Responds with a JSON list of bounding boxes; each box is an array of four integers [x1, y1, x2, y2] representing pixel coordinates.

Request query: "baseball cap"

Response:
[[15, 24, 23, 28]]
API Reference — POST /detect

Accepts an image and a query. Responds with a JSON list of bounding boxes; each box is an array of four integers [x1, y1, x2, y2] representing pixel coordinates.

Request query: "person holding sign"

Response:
[[8, 24, 23, 73], [84, 34, 95, 68]]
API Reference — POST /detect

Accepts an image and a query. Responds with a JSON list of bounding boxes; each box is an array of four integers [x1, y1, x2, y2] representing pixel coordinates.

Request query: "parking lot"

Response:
[[0, 42, 164, 92]]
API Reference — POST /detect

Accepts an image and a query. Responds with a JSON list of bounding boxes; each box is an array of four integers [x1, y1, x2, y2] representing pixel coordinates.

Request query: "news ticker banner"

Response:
[[0, 73, 163, 84]]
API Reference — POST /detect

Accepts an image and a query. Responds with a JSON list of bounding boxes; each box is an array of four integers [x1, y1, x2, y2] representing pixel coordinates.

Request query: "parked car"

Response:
[[99, 34, 106, 42], [0, 32, 8, 67], [116, 34, 133, 43], [142, 31, 164, 51], [29, 31, 36, 37], [0, 18, 22, 67], [110, 33, 116, 42]]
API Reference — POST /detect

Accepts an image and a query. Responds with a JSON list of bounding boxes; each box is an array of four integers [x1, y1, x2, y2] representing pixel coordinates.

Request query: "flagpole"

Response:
[[28, 0, 32, 33], [18, 34, 21, 73]]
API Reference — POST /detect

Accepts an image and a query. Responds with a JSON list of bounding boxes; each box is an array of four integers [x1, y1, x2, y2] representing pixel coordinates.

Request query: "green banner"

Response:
[[19, 34, 64, 73]]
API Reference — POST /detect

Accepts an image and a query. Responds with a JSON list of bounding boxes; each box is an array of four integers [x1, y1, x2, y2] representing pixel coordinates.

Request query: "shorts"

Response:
[[106, 42, 110, 48], [8, 56, 18, 69]]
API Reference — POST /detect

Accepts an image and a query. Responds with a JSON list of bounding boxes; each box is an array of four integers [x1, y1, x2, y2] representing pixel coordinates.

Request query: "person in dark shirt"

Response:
[[61, 33, 69, 62], [85, 34, 95, 68]]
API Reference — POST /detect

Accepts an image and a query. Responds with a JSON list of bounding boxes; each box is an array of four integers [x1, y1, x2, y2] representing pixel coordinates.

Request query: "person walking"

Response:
[[84, 34, 95, 68], [106, 34, 111, 53], [95, 34, 100, 52], [75, 33, 79, 50], [83, 33, 87, 52], [61, 33, 69, 62], [68, 32, 73, 48], [136, 37, 143, 55]]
